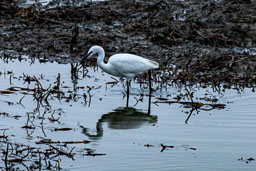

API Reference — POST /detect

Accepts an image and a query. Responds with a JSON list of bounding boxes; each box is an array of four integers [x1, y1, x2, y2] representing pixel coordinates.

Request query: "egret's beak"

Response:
[[81, 51, 92, 64], [85, 51, 93, 58]]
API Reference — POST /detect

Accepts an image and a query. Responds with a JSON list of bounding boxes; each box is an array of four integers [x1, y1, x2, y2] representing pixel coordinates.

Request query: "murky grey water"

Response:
[[0, 57, 256, 170]]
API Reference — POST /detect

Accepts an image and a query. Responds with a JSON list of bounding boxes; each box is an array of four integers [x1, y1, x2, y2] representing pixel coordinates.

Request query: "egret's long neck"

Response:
[[96, 48, 109, 73]]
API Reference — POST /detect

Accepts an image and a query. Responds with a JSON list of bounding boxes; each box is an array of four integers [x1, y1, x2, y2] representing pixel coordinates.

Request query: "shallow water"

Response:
[[0, 57, 256, 170]]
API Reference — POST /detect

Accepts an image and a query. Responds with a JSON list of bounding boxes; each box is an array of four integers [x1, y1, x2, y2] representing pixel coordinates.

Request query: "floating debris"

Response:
[[160, 144, 175, 152], [54, 128, 73, 131], [0, 90, 15, 94], [83, 148, 106, 157], [238, 157, 255, 164], [36, 139, 91, 145], [189, 147, 197, 151], [144, 144, 154, 148]]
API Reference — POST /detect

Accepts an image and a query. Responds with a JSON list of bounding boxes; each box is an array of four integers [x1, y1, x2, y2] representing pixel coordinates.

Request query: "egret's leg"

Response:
[[126, 80, 130, 108], [148, 70, 152, 115], [148, 91, 151, 115], [127, 80, 130, 96], [148, 70, 152, 94]]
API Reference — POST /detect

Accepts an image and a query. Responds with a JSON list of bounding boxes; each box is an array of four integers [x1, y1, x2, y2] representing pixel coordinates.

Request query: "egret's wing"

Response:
[[109, 54, 158, 75]]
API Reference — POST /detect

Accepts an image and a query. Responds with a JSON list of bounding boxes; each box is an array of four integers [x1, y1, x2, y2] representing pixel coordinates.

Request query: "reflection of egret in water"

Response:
[[80, 107, 157, 140]]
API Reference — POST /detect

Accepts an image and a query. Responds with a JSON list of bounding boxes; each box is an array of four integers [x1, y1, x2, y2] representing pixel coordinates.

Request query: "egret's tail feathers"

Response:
[[147, 59, 159, 69]]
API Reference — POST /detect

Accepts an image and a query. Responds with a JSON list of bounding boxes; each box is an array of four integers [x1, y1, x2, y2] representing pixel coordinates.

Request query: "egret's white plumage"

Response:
[[86, 45, 159, 80]]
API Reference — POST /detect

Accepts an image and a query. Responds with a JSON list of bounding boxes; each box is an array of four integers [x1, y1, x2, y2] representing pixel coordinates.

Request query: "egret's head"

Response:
[[85, 45, 103, 58]]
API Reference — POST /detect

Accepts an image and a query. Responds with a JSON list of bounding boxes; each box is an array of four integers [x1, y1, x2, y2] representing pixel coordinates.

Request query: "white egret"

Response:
[[85, 45, 159, 101]]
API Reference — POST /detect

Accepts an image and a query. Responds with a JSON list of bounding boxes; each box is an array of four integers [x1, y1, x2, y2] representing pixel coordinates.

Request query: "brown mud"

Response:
[[0, 0, 256, 84]]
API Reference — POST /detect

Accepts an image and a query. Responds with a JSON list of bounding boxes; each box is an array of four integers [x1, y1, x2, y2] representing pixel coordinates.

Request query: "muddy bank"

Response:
[[0, 0, 256, 83]]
